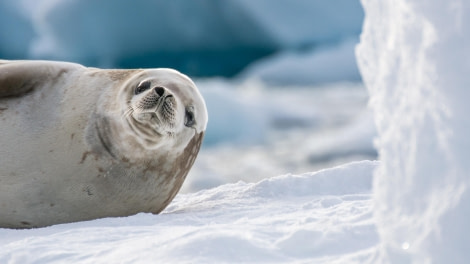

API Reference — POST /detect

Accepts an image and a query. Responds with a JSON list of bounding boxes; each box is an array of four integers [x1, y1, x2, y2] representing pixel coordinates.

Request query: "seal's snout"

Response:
[[155, 86, 174, 100], [154, 86, 165, 97]]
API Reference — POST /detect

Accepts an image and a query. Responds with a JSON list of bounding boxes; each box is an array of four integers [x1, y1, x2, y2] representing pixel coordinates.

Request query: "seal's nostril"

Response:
[[154, 87, 165, 97]]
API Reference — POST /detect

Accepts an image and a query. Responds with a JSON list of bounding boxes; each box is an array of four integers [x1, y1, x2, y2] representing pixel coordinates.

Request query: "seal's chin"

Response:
[[128, 105, 178, 137], [128, 111, 176, 136]]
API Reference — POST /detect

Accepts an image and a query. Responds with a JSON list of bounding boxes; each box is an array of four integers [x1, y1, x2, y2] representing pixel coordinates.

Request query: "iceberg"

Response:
[[357, 0, 470, 262], [1, 0, 363, 81]]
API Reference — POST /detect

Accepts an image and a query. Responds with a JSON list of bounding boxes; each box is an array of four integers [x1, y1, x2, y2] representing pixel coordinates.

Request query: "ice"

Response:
[[198, 79, 371, 146], [0, 72, 378, 263], [357, 0, 470, 262], [0, 161, 379, 263], [0, 1, 34, 58], [1, 0, 363, 81], [186, 80, 376, 192], [239, 38, 362, 85], [6, 0, 469, 262]]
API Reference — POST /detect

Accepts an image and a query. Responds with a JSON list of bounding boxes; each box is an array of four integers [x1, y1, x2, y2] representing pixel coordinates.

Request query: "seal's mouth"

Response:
[[148, 95, 177, 129], [126, 86, 178, 134]]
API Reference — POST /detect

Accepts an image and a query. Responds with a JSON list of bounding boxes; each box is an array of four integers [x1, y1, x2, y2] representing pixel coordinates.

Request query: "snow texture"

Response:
[[2, 0, 468, 262], [0, 161, 378, 263], [186, 80, 376, 192], [357, 0, 470, 263]]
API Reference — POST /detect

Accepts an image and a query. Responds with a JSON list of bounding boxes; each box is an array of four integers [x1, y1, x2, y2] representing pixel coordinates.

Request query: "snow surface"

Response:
[[357, 0, 470, 263], [0, 72, 378, 262], [186, 80, 376, 192], [0, 161, 378, 263], [2, 0, 468, 262]]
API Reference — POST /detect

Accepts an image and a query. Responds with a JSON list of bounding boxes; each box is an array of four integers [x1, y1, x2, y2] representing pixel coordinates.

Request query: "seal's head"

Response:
[[123, 68, 207, 151]]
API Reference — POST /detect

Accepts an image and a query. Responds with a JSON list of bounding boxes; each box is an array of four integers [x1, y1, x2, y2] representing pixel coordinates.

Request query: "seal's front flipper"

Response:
[[0, 60, 82, 98]]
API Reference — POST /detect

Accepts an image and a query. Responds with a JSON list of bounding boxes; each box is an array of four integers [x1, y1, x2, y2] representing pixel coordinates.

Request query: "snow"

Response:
[[197, 79, 371, 147], [184, 80, 376, 192], [0, 0, 378, 263], [0, 161, 379, 263], [2, 0, 467, 262], [356, 0, 470, 262]]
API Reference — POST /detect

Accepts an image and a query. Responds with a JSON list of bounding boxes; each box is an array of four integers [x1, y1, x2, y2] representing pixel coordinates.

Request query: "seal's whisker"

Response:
[[122, 105, 135, 119], [0, 60, 207, 228]]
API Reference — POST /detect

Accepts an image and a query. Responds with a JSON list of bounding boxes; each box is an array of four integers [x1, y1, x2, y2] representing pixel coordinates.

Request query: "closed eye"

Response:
[[185, 107, 195, 127], [135, 81, 151, 95]]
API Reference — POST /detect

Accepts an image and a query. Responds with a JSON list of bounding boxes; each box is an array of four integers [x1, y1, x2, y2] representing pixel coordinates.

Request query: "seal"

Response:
[[0, 60, 208, 228]]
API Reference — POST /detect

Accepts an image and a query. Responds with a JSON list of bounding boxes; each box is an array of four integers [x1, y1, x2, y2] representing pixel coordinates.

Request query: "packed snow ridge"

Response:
[[357, 0, 470, 262], [0, 161, 378, 263]]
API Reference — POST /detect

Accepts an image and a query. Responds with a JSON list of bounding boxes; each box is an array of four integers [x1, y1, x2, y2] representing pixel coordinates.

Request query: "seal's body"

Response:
[[0, 60, 207, 228]]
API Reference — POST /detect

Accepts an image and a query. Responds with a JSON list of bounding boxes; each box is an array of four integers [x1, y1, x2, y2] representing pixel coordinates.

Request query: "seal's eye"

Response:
[[135, 81, 151, 95], [185, 107, 195, 127]]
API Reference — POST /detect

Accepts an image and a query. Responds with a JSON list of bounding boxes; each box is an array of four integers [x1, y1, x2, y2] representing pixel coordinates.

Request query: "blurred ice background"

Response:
[[0, 0, 375, 192]]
